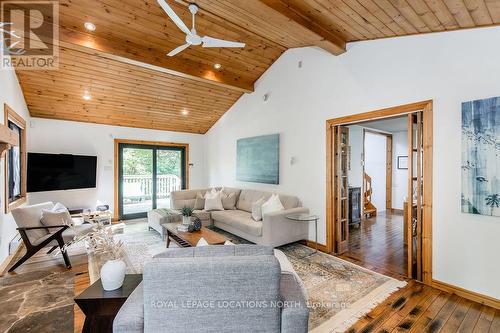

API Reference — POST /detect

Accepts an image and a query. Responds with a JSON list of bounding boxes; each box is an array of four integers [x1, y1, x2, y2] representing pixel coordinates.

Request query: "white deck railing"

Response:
[[123, 174, 181, 201]]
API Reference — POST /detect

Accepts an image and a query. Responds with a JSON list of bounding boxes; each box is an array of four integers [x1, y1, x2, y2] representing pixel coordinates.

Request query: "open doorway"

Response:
[[326, 101, 433, 284], [344, 118, 407, 278]]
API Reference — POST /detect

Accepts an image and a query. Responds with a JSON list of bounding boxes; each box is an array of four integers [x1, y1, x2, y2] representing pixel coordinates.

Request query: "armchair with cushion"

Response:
[[9, 202, 93, 272], [113, 245, 309, 333]]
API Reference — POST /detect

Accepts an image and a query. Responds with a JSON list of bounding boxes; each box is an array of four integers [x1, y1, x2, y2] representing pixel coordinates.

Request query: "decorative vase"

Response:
[[100, 259, 126, 291], [193, 217, 202, 231], [182, 215, 191, 225]]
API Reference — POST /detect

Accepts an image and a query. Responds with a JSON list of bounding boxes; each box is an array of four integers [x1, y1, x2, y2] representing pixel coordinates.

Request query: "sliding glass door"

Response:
[[118, 143, 186, 220]]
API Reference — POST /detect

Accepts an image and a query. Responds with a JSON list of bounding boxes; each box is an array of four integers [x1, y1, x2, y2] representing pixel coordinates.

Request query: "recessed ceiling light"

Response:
[[181, 109, 189, 115], [84, 22, 96, 31], [214, 63, 222, 70], [82, 93, 92, 101]]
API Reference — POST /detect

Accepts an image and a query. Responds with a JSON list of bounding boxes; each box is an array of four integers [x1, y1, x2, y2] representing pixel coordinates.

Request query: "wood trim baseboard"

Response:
[[390, 208, 404, 214], [432, 279, 500, 310], [304, 240, 329, 253]]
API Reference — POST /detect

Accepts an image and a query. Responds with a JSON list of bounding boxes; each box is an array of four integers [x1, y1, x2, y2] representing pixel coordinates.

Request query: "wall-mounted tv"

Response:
[[27, 153, 97, 192]]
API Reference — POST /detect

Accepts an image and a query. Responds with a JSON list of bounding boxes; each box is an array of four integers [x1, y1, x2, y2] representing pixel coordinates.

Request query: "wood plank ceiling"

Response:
[[13, 0, 500, 133]]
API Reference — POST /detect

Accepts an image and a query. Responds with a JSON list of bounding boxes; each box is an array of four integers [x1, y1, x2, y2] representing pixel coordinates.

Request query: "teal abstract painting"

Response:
[[236, 134, 279, 184], [462, 96, 500, 217]]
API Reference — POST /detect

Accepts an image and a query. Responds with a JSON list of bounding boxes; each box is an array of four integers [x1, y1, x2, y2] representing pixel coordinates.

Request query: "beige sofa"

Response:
[[169, 187, 309, 247]]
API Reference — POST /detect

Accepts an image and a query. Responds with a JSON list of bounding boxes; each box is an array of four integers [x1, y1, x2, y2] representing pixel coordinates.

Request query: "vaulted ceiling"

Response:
[[14, 0, 500, 133]]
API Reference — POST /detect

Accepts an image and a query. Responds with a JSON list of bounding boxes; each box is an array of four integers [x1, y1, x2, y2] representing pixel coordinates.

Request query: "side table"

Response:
[[74, 274, 142, 333], [286, 213, 319, 257]]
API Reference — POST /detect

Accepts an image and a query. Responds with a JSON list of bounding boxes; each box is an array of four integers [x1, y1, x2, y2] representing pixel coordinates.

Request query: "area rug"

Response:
[[117, 220, 406, 332], [0, 270, 74, 333]]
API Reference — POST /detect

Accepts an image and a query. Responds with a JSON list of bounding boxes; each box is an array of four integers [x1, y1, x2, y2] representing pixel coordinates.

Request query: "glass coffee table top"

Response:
[[285, 213, 319, 221]]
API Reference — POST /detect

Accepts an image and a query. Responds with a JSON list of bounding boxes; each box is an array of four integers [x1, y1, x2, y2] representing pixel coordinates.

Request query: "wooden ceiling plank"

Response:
[[287, 0, 365, 40], [423, 0, 461, 28], [355, 0, 408, 35], [442, 0, 476, 27], [368, 0, 421, 34], [384, 0, 432, 32], [257, 0, 346, 54], [311, 0, 381, 38], [24, 102, 222, 128], [20, 82, 237, 113], [344, 0, 396, 37], [189, 0, 313, 47], [27, 61, 241, 103], [329, 0, 388, 38], [58, 36, 254, 93], [482, 0, 500, 22], [25, 102, 220, 125], [61, 1, 280, 72], [53, 48, 242, 96], [30, 112, 208, 133], [406, 0, 446, 31], [462, 0, 493, 24]]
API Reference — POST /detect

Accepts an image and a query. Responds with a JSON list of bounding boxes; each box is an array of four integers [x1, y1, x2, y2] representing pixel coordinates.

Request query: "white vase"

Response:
[[182, 215, 191, 225], [100, 259, 126, 291]]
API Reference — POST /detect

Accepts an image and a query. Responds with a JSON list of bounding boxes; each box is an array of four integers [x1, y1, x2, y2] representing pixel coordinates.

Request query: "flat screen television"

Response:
[[27, 153, 97, 192]]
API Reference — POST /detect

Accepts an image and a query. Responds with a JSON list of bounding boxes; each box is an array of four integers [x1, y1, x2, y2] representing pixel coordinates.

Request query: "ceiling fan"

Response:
[[157, 0, 246, 57]]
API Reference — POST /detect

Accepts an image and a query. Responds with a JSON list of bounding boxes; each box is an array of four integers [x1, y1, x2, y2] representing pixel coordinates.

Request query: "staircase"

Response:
[[363, 172, 377, 218]]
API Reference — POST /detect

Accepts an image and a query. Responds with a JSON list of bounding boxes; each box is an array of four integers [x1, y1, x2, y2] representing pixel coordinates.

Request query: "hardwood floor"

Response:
[[2, 228, 499, 333], [346, 280, 500, 333], [339, 210, 408, 279]]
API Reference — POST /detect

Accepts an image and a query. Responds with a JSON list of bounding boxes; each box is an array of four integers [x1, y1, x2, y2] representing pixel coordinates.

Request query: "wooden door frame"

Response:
[[113, 139, 189, 221], [326, 100, 433, 285], [362, 128, 393, 212]]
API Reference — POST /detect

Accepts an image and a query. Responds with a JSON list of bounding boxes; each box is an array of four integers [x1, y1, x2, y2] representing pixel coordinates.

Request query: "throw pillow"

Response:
[[53, 202, 68, 212], [194, 192, 205, 210], [41, 209, 73, 228], [251, 197, 266, 221], [204, 191, 224, 211], [196, 237, 209, 247], [261, 194, 284, 217], [221, 191, 237, 210]]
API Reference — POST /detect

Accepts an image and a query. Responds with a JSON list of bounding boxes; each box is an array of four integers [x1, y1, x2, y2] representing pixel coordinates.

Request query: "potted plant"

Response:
[[61, 221, 126, 291], [181, 206, 194, 225]]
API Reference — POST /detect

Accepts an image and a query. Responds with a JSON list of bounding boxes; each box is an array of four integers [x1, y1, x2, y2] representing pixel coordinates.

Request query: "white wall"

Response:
[[205, 27, 500, 299], [347, 125, 363, 188], [364, 132, 387, 212], [0, 66, 31, 263], [27, 118, 205, 212], [392, 131, 408, 210]]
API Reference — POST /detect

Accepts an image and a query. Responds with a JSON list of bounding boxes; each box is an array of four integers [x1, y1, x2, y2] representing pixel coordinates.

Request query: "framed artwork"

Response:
[[397, 156, 408, 169], [462, 96, 500, 217], [236, 134, 279, 184]]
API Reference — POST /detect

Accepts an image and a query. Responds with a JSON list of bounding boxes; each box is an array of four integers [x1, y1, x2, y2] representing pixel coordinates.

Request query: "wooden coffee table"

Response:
[[162, 222, 228, 247]]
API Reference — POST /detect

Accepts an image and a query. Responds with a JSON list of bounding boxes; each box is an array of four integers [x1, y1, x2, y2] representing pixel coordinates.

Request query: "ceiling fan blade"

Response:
[[157, 0, 191, 36], [167, 43, 190, 57], [202, 36, 245, 48]]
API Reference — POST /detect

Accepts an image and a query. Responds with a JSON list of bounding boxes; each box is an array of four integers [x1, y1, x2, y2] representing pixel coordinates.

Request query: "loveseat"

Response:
[[113, 245, 309, 333], [165, 187, 309, 247]]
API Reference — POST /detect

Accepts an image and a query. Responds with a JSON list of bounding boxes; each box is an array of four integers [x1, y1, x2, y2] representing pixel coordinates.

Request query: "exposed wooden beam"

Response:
[[257, 0, 346, 55]]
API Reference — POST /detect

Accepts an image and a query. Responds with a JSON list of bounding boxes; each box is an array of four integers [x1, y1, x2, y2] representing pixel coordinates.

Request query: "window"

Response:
[[8, 121, 22, 202], [4, 104, 26, 212]]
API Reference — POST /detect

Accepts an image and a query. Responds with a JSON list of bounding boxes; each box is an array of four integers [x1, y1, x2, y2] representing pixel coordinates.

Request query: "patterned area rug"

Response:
[[0, 270, 74, 333], [118, 220, 406, 332]]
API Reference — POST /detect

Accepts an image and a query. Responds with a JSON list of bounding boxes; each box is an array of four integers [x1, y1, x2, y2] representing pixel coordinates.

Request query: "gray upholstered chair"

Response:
[[113, 245, 309, 333], [9, 202, 93, 271]]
